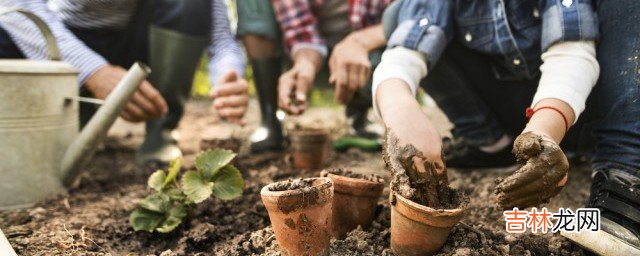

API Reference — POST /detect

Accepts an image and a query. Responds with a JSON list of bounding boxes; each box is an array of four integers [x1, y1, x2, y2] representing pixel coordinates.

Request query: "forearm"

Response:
[[0, 0, 107, 84], [376, 79, 420, 122], [346, 24, 386, 52], [526, 41, 599, 143], [523, 98, 575, 143], [292, 48, 323, 74], [209, 0, 245, 85]]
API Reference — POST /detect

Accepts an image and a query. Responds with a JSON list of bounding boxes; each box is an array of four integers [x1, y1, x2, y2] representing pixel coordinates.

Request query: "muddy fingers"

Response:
[[495, 132, 569, 209]]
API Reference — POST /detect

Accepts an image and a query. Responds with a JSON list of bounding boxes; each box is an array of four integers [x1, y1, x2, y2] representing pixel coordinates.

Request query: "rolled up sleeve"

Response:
[[540, 0, 598, 51], [382, 0, 453, 67]]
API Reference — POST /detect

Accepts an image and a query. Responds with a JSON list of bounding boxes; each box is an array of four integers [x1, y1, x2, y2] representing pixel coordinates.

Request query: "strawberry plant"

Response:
[[129, 149, 243, 233]]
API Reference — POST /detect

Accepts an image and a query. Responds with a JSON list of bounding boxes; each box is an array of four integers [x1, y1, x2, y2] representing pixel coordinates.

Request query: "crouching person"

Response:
[[237, 0, 393, 153], [374, 0, 639, 253], [0, 0, 248, 164]]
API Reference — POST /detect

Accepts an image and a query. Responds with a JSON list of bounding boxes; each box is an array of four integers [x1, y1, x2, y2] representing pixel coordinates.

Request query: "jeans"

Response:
[[591, 0, 640, 174], [421, 0, 640, 175]]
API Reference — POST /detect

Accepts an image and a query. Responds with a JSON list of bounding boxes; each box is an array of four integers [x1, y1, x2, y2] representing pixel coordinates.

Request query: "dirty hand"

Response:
[[495, 131, 569, 209], [84, 64, 168, 122], [211, 71, 249, 126], [278, 60, 316, 115], [329, 38, 372, 104]]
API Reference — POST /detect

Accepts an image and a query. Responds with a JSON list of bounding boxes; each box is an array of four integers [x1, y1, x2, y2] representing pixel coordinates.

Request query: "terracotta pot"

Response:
[[199, 138, 241, 153], [289, 129, 329, 170], [326, 173, 384, 239], [261, 178, 334, 256], [390, 193, 465, 256]]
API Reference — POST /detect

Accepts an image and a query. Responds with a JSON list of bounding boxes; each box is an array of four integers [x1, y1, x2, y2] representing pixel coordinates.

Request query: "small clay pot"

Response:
[[261, 178, 334, 256], [199, 138, 241, 153], [326, 173, 384, 239], [390, 193, 465, 256], [289, 128, 329, 170]]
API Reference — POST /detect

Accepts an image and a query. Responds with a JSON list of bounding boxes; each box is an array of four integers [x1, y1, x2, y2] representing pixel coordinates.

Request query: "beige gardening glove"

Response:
[[495, 132, 569, 209]]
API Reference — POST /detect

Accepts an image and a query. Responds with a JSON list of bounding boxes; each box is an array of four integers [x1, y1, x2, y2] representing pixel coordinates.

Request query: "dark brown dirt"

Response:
[[320, 167, 384, 183], [267, 178, 314, 192], [0, 100, 591, 255], [383, 131, 463, 209]]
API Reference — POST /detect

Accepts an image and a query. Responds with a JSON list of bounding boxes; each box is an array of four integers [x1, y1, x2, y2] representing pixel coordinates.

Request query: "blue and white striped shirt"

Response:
[[0, 0, 245, 87]]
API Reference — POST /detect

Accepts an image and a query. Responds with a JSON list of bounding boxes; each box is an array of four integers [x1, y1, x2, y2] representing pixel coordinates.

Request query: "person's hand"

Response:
[[211, 71, 249, 126], [278, 59, 316, 115], [495, 131, 569, 209], [84, 64, 168, 122], [329, 38, 372, 104]]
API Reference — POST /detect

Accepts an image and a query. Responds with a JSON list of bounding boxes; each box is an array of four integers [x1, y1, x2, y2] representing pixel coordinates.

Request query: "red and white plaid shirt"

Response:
[[271, 0, 393, 57]]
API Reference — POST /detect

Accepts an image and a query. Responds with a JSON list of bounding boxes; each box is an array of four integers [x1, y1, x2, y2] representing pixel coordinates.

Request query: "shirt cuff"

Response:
[[387, 20, 447, 68], [290, 42, 328, 58], [75, 53, 109, 86], [532, 41, 599, 123], [372, 47, 428, 117]]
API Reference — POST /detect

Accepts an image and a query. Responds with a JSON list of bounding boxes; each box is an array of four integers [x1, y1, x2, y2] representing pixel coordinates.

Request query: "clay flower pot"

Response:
[[325, 172, 384, 239], [199, 137, 241, 153], [289, 128, 329, 170], [261, 177, 334, 256], [390, 193, 465, 256]]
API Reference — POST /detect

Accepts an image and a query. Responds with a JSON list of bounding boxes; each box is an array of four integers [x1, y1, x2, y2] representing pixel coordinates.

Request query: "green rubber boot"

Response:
[[249, 57, 285, 153], [136, 26, 208, 165]]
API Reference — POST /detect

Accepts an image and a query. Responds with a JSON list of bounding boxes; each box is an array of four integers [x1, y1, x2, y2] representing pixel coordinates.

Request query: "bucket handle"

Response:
[[0, 7, 61, 61]]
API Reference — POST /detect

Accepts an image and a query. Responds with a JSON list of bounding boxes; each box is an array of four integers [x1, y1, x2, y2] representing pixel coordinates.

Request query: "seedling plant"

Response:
[[129, 149, 244, 233]]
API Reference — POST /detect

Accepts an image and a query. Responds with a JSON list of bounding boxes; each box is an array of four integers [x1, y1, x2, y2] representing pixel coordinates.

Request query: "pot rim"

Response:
[[327, 173, 384, 197], [260, 177, 333, 201], [394, 192, 466, 216], [289, 128, 329, 137]]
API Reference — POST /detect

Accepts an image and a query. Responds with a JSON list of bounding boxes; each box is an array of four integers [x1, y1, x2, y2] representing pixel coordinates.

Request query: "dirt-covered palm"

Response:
[[495, 132, 569, 209]]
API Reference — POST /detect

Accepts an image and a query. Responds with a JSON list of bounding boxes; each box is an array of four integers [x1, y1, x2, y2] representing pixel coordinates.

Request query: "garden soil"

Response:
[[0, 100, 591, 255]]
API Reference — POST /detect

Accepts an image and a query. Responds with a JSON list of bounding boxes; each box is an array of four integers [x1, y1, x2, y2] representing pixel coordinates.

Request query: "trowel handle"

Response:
[[62, 63, 151, 187], [0, 8, 61, 61]]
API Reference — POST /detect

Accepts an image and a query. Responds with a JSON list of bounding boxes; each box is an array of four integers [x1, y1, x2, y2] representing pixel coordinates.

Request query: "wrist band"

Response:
[[525, 106, 569, 132]]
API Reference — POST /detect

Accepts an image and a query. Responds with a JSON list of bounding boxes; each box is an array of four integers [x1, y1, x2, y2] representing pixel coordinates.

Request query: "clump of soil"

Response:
[[320, 168, 384, 183], [383, 132, 464, 209], [267, 178, 314, 192]]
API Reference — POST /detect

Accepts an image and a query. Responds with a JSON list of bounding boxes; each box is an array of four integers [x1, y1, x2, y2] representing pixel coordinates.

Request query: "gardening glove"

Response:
[[495, 132, 569, 209]]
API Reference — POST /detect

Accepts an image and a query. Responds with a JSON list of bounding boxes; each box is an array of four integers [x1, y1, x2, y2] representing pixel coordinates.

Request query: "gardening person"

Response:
[[375, 0, 639, 253], [0, 0, 248, 165], [237, 0, 393, 153]]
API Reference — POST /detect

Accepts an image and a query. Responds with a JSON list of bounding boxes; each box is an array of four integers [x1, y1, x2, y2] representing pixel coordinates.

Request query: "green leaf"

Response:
[[164, 158, 182, 187], [165, 187, 185, 201], [148, 170, 167, 192], [138, 193, 170, 213], [195, 149, 236, 179], [182, 171, 213, 203], [156, 204, 187, 233], [130, 208, 164, 232], [212, 165, 244, 200]]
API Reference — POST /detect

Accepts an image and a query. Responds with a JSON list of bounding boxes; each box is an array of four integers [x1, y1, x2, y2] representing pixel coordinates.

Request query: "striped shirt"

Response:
[[0, 0, 244, 86]]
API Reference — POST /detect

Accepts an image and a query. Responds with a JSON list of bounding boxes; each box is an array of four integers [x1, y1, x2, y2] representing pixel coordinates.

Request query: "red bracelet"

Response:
[[525, 106, 569, 132]]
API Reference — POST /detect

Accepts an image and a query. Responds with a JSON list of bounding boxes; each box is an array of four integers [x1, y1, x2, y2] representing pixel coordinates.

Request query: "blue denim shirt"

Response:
[[382, 0, 598, 80]]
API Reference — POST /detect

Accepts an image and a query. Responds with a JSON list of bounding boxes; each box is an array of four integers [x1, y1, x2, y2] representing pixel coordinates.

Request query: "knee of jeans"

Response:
[[153, 0, 211, 36]]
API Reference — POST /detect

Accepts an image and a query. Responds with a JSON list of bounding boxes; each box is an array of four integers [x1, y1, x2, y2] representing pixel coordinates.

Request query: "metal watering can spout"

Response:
[[62, 63, 150, 187]]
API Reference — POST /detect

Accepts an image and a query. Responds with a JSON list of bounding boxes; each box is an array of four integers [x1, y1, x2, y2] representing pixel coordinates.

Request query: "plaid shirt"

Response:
[[271, 0, 393, 57]]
